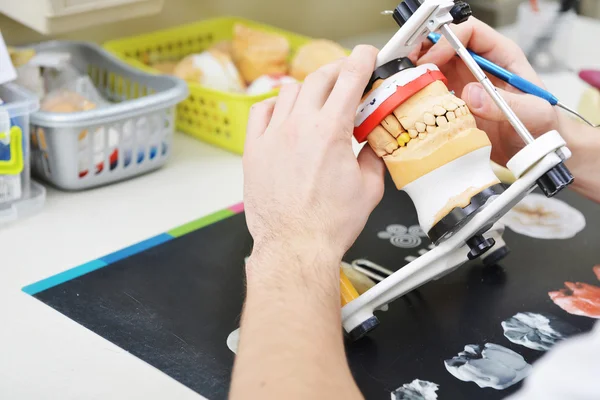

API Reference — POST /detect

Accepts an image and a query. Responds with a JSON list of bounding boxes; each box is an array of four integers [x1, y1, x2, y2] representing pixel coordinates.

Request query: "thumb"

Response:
[[357, 145, 385, 209], [462, 83, 557, 135]]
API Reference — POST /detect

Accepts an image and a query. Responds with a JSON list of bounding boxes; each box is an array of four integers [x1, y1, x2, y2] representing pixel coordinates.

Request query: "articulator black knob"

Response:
[[536, 162, 574, 198], [466, 235, 496, 261], [392, 0, 422, 27], [451, 1, 472, 25]]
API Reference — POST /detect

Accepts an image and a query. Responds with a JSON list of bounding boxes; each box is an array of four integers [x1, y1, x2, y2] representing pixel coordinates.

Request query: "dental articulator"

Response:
[[340, 0, 575, 341]]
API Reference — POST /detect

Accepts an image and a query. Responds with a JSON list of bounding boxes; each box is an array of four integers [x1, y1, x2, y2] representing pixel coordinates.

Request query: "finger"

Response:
[[323, 45, 379, 118], [357, 145, 385, 208], [269, 83, 302, 128], [294, 58, 345, 111], [407, 42, 423, 65], [418, 18, 542, 85], [246, 98, 276, 142], [462, 82, 556, 135]]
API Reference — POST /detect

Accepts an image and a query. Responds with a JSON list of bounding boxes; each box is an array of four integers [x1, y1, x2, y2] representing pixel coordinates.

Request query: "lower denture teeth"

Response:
[[426, 126, 436, 134], [408, 129, 419, 139], [419, 132, 427, 139], [436, 116, 448, 126], [447, 111, 456, 121]]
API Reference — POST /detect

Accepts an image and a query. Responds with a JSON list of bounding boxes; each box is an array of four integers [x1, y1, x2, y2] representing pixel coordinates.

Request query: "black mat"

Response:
[[29, 176, 600, 399]]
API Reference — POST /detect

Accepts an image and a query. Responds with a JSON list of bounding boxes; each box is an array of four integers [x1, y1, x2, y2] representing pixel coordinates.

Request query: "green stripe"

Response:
[[168, 209, 235, 237]]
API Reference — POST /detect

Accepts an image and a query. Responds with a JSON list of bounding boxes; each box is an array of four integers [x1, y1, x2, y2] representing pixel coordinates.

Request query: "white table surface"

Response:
[[2, 15, 599, 400]]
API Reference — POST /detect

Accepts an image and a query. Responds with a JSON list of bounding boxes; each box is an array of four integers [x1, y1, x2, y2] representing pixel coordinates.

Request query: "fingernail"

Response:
[[468, 84, 485, 110]]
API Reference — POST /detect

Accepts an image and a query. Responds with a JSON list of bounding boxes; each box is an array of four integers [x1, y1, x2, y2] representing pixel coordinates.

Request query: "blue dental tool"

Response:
[[427, 32, 597, 128]]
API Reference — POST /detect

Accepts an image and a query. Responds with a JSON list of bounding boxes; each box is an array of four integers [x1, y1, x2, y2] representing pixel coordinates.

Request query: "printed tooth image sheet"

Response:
[[501, 194, 586, 239], [391, 379, 439, 400], [444, 344, 532, 390], [549, 269, 600, 319], [501, 312, 579, 351], [22, 178, 600, 400]]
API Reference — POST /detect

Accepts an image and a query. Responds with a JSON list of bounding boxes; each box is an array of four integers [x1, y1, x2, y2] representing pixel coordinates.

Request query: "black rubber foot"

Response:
[[347, 316, 380, 342], [467, 235, 496, 260], [482, 246, 511, 266]]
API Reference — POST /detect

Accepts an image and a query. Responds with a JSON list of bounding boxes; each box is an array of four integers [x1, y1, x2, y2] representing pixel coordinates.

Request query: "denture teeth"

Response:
[[444, 101, 458, 111], [382, 115, 404, 138], [385, 143, 399, 154], [447, 111, 456, 121], [454, 98, 466, 106], [455, 108, 463, 116], [423, 112, 436, 126], [426, 126, 436, 134], [461, 105, 470, 114], [419, 133, 427, 140], [399, 117, 413, 131], [436, 116, 448, 126], [433, 105, 446, 116], [408, 129, 419, 139], [415, 122, 426, 133]]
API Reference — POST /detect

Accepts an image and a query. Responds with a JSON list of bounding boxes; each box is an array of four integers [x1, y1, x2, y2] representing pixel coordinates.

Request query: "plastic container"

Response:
[[0, 0, 164, 35], [28, 41, 189, 191], [104, 17, 314, 155], [0, 83, 45, 225]]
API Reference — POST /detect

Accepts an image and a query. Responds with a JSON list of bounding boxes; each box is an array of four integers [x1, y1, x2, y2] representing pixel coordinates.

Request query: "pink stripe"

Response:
[[228, 202, 245, 214]]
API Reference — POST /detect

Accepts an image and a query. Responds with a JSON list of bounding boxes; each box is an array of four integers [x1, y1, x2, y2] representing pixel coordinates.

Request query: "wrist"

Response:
[[558, 115, 600, 202], [246, 237, 342, 287]]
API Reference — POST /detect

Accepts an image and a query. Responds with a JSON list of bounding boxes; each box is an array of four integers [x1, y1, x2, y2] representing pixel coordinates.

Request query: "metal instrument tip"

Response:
[[381, 10, 394, 15], [556, 101, 599, 128]]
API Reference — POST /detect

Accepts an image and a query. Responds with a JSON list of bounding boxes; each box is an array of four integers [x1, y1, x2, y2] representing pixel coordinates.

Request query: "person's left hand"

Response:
[[243, 45, 385, 267]]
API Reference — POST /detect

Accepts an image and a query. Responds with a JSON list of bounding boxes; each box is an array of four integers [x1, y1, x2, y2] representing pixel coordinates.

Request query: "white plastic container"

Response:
[[0, 0, 164, 35], [0, 83, 45, 225]]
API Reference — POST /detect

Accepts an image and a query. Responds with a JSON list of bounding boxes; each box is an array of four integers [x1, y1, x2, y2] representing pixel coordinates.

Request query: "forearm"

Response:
[[229, 239, 363, 400], [560, 115, 600, 203]]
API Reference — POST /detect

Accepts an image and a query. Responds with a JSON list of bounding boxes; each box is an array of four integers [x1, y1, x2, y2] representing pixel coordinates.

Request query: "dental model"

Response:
[[354, 61, 502, 239]]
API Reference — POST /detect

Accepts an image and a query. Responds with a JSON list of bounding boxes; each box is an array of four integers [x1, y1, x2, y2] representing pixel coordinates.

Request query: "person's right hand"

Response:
[[415, 17, 560, 167], [415, 18, 600, 203]]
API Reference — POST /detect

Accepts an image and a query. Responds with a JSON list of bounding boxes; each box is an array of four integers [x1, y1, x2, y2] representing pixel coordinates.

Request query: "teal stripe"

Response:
[[22, 259, 108, 295]]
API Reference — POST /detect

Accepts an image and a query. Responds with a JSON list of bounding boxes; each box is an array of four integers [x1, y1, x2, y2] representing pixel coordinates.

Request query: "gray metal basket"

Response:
[[29, 41, 188, 191]]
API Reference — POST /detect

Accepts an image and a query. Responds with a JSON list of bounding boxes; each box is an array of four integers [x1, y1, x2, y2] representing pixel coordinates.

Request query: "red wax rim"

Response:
[[354, 70, 447, 143]]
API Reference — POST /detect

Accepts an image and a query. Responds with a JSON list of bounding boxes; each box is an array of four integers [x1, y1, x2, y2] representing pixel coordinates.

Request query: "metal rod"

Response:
[[440, 25, 536, 144]]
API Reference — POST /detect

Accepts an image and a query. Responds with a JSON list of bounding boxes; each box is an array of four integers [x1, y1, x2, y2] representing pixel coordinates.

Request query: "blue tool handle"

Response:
[[427, 33, 559, 106]]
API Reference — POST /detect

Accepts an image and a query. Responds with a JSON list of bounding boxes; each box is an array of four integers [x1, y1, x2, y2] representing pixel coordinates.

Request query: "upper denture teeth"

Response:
[[399, 117, 413, 131], [444, 101, 458, 111], [436, 116, 448, 126], [454, 98, 466, 106], [408, 129, 419, 139], [424, 113, 436, 126], [415, 122, 426, 133], [433, 105, 446, 116], [461, 105, 470, 114], [455, 108, 463, 116], [447, 111, 456, 121]]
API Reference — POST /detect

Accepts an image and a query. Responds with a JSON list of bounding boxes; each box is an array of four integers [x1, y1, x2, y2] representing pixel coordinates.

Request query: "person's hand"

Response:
[[414, 17, 560, 167], [415, 18, 600, 203], [243, 45, 385, 269]]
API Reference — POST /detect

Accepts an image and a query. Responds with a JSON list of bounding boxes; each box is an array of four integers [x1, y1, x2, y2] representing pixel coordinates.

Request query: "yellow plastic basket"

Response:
[[104, 17, 315, 155]]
